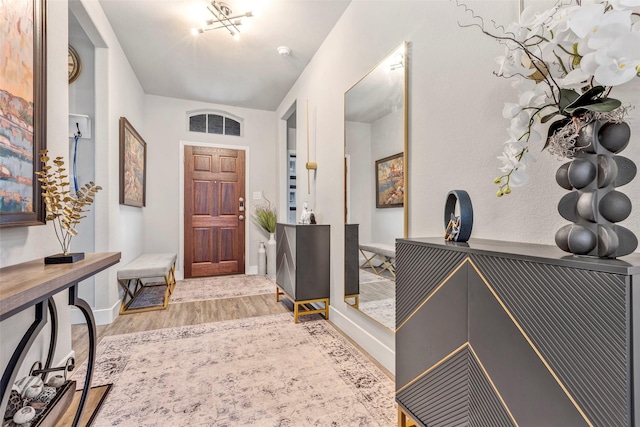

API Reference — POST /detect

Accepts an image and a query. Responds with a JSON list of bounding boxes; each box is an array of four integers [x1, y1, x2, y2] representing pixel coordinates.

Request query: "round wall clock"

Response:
[[68, 45, 81, 83]]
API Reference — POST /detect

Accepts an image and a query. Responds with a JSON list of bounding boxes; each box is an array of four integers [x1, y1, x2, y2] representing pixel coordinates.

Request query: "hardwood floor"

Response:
[[71, 293, 290, 368], [359, 266, 395, 303]]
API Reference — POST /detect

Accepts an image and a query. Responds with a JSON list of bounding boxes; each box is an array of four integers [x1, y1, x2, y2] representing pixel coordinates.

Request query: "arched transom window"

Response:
[[187, 110, 243, 137]]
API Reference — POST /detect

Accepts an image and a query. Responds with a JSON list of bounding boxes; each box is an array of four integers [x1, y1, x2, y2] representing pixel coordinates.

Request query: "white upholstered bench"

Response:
[[359, 243, 396, 278], [117, 253, 177, 314]]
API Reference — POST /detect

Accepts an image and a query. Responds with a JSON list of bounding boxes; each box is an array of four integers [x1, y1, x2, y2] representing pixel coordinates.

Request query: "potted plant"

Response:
[[252, 200, 277, 235], [251, 198, 277, 276]]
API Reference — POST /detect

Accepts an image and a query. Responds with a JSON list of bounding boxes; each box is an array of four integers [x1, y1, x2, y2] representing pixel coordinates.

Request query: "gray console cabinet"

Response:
[[395, 237, 640, 427], [275, 223, 330, 322]]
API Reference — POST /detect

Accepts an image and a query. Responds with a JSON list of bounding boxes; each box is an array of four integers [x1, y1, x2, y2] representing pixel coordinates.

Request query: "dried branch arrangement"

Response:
[[35, 150, 102, 254]]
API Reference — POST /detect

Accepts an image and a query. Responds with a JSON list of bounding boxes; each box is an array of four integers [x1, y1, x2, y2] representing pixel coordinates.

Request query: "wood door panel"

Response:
[[193, 228, 216, 263], [193, 155, 212, 171], [193, 181, 212, 215], [221, 182, 236, 216], [191, 261, 239, 276], [220, 157, 237, 173], [191, 171, 239, 181], [191, 217, 238, 228], [220, 228, 236, 261], [184, 146, 245, 278]]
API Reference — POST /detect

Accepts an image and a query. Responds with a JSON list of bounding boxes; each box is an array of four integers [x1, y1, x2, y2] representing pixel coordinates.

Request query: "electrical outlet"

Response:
[[253, 191, 263, 200]]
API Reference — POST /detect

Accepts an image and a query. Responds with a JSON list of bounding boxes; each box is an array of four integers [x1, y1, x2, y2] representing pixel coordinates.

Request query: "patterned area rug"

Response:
[[72, 313, 396, 426], [170, 274, 275, 304], [359, 298, 396, 330]]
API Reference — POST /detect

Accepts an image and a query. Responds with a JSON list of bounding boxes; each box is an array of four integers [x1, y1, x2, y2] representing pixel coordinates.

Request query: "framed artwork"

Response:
[[119, 117, 147, 207], [375, 153, 404, 208], [0, 0, 47, 227]]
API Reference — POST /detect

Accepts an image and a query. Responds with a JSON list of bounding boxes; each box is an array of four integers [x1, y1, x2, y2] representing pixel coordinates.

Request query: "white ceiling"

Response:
[[96, 0, 351, 111]]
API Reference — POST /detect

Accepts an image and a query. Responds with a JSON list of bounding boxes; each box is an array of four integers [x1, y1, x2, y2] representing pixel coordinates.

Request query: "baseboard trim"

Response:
[[329, 306, 395, 375], [70, 299, 122, 326]]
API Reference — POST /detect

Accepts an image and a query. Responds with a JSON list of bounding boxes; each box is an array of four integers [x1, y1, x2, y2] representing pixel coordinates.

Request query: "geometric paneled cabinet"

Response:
[[395, 237, 640, 427], [275, 223, 330, 323]]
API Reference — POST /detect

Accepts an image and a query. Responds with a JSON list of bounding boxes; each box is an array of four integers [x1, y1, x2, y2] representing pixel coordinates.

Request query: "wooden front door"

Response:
[[184, 146, 245, 278]]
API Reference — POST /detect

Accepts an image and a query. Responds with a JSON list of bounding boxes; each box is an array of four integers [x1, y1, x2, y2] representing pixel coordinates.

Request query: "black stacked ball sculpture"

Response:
[[555, 120, 638, 258]]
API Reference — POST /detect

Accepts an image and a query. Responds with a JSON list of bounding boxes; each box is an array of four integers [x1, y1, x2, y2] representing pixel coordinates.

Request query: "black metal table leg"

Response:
[[43, 297, 58, 375], [68, 284, 97, 427], [0, 302, 47, 417]]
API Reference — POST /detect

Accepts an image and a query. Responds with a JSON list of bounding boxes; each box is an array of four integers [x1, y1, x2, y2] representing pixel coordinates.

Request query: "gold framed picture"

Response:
[[119, 117, 147, 208]]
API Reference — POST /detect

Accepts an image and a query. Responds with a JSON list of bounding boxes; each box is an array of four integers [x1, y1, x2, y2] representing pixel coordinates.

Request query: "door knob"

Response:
[[239, 215, 244, 220]]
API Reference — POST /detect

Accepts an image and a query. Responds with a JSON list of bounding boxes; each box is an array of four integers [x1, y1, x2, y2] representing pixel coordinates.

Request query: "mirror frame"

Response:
[[343, 41, 408, 331]]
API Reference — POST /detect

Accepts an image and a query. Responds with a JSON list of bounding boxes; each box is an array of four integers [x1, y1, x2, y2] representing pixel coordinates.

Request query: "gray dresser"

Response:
[[275, 223, 330, 322], [395, 237, 640, 427]]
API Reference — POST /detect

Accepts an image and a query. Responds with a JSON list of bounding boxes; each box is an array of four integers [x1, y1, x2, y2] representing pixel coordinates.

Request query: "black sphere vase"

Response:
[[555, 120, 637, 258]]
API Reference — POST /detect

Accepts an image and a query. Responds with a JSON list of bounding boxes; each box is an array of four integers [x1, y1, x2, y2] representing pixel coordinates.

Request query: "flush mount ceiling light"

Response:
[[191, 1, 253, 40], [277, 46, 291, 56]]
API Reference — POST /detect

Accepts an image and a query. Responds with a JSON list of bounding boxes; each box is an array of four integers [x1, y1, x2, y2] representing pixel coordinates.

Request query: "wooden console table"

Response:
[[0, 252, 120, 426]]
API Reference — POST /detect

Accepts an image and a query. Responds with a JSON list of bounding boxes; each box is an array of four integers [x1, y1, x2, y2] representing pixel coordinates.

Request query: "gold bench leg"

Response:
[[360, 249, 380, 274]]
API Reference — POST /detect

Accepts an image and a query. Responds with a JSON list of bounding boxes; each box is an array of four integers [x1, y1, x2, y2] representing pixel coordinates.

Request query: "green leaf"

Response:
[[559, 89, 580, 111], [540, 112, 560, 123], [565, 98, 622, 114], [563, 86, 607, 113], [543, 118, 570, 151]]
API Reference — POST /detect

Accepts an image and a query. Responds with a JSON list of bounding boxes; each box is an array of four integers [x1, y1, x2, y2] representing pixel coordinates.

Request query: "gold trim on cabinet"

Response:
[[395, 258, 470, 331], [468, 344, 520, 427], [395, 342, 468, 394], [467, 259, 594, 427], [396, 342, 519, 426]]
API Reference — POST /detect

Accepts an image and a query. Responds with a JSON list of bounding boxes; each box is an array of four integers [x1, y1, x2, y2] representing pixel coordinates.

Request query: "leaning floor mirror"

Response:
[[344, 42, 408, 331]]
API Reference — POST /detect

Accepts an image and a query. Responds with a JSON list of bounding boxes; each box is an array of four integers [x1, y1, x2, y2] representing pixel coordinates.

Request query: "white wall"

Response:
[[0, 0, 73, 381], [69, 11, 97, 308], [142, 95, 276, 277], [346, 121, 372, 242], [69, 0, 147, 324], [276, 0, 640, 374], [371, 109, 404, 244], [1, 0, 149, 385]]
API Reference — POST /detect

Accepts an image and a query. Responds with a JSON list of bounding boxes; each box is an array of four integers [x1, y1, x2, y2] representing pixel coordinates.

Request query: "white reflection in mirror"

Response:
[[344, 42, 407, 331]]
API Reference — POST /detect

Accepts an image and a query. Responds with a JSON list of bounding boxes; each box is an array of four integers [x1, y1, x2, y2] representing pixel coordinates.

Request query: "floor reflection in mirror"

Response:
[[347, 267, 395, 330]]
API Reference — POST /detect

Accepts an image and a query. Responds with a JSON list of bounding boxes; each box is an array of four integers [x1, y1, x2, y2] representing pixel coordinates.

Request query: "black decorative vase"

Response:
[[44, 253, 85, 264], [555, 120, 637, 258]]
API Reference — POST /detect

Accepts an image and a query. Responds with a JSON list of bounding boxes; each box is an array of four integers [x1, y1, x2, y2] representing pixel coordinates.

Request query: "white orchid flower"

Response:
[[582, 32, 640, 86], [503, 103, 522, 119], [591, 11, 632, 48], [609, 0, 640, 10], [509, 169, 531, 187], [562, 68, 591, 88], [568, 3, 606, 38], [548, 5, 581, 33], [588, 21, 630, 49], [496, 50, 537, 79]]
